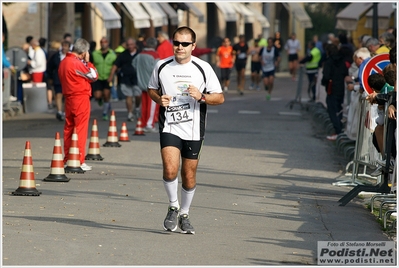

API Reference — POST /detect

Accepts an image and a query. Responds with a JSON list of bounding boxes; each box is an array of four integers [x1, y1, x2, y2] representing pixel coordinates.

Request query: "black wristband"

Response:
[[198, 93, 206, 104]]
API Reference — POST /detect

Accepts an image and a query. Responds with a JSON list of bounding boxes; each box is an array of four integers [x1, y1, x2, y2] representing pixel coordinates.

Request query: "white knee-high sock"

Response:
[[180, 186, 196, 215], [163, 177, 179, 208]]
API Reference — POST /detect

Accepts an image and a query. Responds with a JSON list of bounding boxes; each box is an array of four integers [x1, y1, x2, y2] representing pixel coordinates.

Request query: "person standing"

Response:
[[58, 38, 98, 171], [132, 37, 160, 133], [28, 38, 47, 83], [156, 31, 174, 59], [216, 37, 234, 93], [136, 33, 146, 52], [2, 32, 16, 101], [108, 38, 140, 122], [39, 37, 54, 110], [2, 32, 14, 71], [154, 31, 174, 124], [257, 33, 267, 47], [376, 32, 395, 54], [260, 37, 281, 100], [91, 37, 117, 121], [232, 34, 249, 95], [273, 32, 284, 72], [284, 33, 301, 81], [63, 33, 74, 51], [248, 38, 262, 91], [321, 44, 348, 141], [312, 34, 323, 55], [299, 41, 321, 101], [365, 38, 380, 55], [147, 26, 225, 234], [47, 40, 70, 121]]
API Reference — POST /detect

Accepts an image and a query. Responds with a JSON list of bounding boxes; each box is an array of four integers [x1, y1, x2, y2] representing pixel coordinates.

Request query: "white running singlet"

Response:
[[148, 56, 222, 140]]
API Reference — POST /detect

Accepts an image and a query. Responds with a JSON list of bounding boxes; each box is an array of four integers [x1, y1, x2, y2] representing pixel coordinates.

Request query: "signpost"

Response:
[[360, 53, 390, 95]]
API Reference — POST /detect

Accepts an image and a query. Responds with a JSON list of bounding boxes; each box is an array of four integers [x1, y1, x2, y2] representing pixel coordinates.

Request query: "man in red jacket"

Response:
[[58, 38, 98, 171], [156, 31, 174, 59]]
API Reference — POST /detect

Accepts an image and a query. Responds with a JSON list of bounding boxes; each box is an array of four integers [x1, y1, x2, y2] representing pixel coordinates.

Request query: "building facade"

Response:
[[2, 2, 313, 71]]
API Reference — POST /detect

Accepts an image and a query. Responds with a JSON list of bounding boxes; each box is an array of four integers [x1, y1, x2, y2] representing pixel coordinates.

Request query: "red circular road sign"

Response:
[[361, 53, 390, 95]]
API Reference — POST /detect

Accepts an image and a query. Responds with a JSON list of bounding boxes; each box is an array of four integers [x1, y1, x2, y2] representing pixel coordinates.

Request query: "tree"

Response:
[[304, 3, 350, 44]]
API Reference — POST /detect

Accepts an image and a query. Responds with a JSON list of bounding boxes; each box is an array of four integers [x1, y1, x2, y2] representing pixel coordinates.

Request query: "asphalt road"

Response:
[[2, 71, 395, 267]]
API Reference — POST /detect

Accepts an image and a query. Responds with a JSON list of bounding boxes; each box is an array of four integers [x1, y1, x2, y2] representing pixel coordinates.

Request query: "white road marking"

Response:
[[278, 111, 302, 116], [238, 110, 261, 115]]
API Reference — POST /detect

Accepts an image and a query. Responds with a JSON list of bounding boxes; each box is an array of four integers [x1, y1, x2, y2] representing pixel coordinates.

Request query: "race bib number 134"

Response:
[[166, 102, 193, 124]]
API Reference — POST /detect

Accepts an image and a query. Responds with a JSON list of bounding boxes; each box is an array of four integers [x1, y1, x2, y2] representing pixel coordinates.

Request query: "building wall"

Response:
[[91, 3, 107, 46], [49, 3, 75, 43], [3, 2, 75, 49], [3, 3, 45, 47], [177, 2, 208, 48], [352, 16, 370, 48], [3, 2, 279, 63], [251, 2, 264, 42]]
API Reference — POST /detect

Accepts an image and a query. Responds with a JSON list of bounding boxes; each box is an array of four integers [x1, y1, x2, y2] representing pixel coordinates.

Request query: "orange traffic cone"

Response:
[[134, 119, 145, 136], [85, 119, 104, 160], [119, 122, 130, 142], [103, 110, 121, 147], [64, 128, 85, 174], [43, 132, 70, 182], [12, 141, 42, 196]]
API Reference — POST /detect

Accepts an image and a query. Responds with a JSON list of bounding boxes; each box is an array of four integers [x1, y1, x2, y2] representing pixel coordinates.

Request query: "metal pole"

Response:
[[372, 3, 379, 38], [334, 3, 339, 36], [292, 11, 295, 35], [186, 9, 190, 27]]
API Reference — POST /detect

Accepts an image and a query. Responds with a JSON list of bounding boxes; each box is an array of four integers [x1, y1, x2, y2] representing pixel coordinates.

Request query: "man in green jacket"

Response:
[[299, 41, 321, 101], [92, 37, 117, 121]]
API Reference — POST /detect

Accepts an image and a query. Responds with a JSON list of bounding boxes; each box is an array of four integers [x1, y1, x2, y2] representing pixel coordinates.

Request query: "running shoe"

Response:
[[80, 163, 92, 171], [163, 206, 180, 232], [266, 94, 271, 100], [143, 126, 157, 133], [56, 112, 64, 121], [102, 114, 109, 121], [179, 214, 195, 234], [370, 166, 383, 177], [326, 134, 338, 141], [127, 113, 134, 122]]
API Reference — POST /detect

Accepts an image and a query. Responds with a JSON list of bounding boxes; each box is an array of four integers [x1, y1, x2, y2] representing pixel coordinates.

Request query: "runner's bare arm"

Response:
[[148, 88, 172, 107], [202, 92, 224, 105], [187, 85, 224, 105]]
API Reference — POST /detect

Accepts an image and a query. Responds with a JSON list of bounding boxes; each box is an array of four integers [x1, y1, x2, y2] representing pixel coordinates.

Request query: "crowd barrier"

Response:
[[2, 68, 23, 118], [333, 97, 381, 187], [338, 92, 396, 206], [287, 65, 306, 110], [307, 65, 396, 224]]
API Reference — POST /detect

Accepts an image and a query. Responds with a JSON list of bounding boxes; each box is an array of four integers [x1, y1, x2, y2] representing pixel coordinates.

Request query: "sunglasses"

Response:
[[173, 40, 194, 47]]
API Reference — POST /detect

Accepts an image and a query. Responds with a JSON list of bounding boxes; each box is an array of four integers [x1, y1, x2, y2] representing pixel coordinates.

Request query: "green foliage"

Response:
[[304, 3, 350, 43]]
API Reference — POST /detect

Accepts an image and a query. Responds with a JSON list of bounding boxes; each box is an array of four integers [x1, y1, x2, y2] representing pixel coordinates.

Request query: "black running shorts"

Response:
[[160, 133, 203, 159]]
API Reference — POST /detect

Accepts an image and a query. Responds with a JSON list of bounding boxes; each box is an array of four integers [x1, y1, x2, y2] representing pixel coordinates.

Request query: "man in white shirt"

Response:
[[148, 26, 224, 234], [28, 38, 47, 83], [284, 33, 301, 81]]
